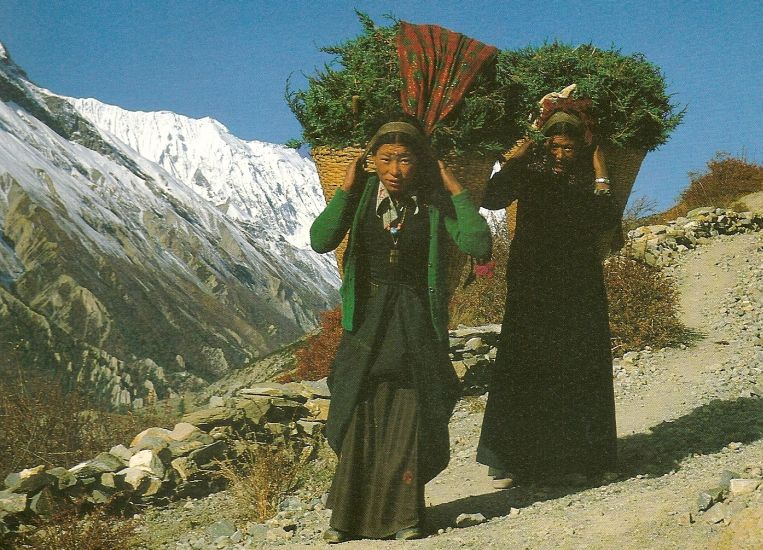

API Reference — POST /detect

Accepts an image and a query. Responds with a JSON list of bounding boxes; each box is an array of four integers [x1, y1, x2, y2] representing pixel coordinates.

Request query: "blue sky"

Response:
[[1, 0, 761, 210]]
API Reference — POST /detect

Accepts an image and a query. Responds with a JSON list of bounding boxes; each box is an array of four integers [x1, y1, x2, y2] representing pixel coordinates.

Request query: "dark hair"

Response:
[[543, 121, 585, 142]]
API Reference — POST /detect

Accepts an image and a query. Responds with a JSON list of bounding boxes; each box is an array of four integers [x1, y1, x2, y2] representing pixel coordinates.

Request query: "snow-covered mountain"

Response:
[[68, 98, 327, 252], [0, 42, 339, 407]]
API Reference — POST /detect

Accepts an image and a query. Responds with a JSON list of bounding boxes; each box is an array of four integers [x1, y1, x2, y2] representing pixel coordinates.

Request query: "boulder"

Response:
[[69, 452, 126, 478], [4, 465, 51, 493], [305, 398, 330, 422], [129, 450, 165, 478]]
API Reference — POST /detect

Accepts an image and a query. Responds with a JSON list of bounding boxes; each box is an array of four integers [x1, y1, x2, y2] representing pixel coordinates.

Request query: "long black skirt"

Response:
[[325, 282, 459, 538], [477, 257, 617, 481]]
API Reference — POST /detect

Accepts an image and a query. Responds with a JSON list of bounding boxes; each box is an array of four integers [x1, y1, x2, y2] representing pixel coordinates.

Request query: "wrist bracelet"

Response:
[[595, 177, 610, 185], [594, 187, 611, 196]]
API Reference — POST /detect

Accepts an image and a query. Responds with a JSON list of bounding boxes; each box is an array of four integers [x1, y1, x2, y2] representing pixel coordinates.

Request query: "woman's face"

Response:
[[372, 143, 418, 196], [546, 134, 581, 174]]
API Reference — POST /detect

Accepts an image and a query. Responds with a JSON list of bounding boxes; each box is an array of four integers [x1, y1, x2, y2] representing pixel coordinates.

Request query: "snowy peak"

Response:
[[70, 98, 327, 249]]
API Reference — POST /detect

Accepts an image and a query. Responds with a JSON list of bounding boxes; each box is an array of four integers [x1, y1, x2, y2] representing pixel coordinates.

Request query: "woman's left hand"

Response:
[[438, 160, 465, 196]]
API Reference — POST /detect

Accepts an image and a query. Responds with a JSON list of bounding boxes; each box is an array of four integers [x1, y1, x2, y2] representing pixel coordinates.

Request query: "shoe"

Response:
[[323, 528, 349, 544], [491, 471, 514, 489], [395, 525, 424, 540]]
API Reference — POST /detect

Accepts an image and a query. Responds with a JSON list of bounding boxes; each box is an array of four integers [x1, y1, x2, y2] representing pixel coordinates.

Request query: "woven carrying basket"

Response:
[[312, 146, 496, 297], [503, 145, 647, 260]]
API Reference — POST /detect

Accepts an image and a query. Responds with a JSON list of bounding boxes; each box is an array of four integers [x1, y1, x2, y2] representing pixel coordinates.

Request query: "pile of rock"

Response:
[[0, 381, 330, 535], [449, 324, 501, 395], [625, 207, 763, 267], [692, 463, 763, 530]]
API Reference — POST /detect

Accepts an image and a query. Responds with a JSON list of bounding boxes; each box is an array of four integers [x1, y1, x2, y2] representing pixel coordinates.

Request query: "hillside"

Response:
[[0, 43, 339, 407], [97, 223, 762, 549]]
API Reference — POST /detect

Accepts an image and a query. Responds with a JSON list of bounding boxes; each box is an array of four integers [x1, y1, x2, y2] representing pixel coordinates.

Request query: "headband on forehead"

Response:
[[363, 121, 430, 158], [540, 111, 585, 135]]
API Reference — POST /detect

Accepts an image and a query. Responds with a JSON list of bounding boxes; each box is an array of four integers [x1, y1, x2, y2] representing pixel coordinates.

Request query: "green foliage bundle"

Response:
[[604, 255, 686, 354], [497, 43, 684, 151], [286, 11, 525, 156]]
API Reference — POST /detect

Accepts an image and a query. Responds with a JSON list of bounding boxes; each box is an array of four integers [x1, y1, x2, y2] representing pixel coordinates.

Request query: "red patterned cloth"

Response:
[[396, 21, 498, 136]]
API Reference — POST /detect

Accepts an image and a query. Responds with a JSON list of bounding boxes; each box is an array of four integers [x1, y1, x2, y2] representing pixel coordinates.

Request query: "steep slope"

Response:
[[0, 43, 339, 407]]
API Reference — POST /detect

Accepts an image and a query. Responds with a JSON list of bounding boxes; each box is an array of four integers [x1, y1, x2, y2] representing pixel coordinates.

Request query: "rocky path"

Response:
[[137, 232, 763, 549]]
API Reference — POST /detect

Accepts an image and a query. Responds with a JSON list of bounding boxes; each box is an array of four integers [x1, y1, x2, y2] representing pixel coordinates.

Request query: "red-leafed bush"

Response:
[[281, 308, 343, 382]]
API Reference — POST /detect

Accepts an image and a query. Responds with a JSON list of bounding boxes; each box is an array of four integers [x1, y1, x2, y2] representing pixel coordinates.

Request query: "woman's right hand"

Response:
[[504, 138, 533, 162], [341, 155, 366, 193]]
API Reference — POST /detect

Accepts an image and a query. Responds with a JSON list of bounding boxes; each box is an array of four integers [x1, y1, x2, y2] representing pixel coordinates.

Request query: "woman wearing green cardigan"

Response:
[[311, 121, 490, 542]]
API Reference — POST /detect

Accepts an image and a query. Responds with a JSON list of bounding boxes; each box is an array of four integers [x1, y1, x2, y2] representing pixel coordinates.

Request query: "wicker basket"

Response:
[[502, 145, 647, 259], [312, 146, 496, 296]]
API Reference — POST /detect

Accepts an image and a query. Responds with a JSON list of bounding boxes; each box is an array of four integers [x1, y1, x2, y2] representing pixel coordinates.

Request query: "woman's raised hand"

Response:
[[341, 155, 366, 193], [437, 159, 465, 196]]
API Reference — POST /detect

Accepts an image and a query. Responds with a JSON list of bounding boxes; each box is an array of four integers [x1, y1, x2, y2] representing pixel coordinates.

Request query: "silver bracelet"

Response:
[[594, 177, 610, 185]]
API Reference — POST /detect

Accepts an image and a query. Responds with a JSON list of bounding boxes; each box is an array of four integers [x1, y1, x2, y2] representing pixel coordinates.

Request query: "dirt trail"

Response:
[[324, 232, 763, 550]]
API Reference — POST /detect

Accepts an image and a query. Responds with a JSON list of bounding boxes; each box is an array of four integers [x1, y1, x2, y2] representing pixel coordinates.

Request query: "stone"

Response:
[[697, 491, 715, 512], [171, 457, 200, 481], [266, 527, 293, 541], [140, 477, 163, 497], [247, 522, 268, 539], [464, 337, 483, 350], [209, 395, 225, 407], [305, 398, 330, 422], [455, 512, 486, 528], [168, 439, 206, 458], [131, 435, 171, 455], [297, 420, 323, 436], [182, 406, 242, 429], [676, 512, 694, 526], [236, 395, 273, 425], [129, 449, 165, 478], [299, 378, 330, 398], [704, 502, 729, 524], [131, 426, 173, 446], [117, 467, 151, 490], [46, 467, 77, 491], [188, 441, 227, 467], [0, 491, 27, 514], [4, 465, 51, 493], [100, 472, 118, 489], [729, 478, 761, 496], [109, 444, 134, 463], [719, 470, 741, 490], [70, 452, 126, 478], [238, 383, 307, 402], [170, 422, 203, 441]]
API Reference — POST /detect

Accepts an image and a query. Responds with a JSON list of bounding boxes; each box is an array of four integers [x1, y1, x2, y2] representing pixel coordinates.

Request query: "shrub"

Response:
[[604, 255, 686, 354], [0, 367, 178, 481], [5, 506, 137, 550], [497, 42, 684, 151], [280, 308, 343, 382], [215, 443, 300, 522], [449, 220, 509, 326], [680, 153, 763, 211], [641, 153, 763, 224], [286, 11, 525, 156]]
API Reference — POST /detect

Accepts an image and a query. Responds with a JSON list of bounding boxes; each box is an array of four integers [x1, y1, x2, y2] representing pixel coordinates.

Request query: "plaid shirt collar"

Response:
[[375, 183, 419, 227]]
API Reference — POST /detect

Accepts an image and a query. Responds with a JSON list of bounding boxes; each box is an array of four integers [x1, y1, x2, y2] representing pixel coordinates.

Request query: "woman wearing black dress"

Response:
[[477, 110, 619, 487]]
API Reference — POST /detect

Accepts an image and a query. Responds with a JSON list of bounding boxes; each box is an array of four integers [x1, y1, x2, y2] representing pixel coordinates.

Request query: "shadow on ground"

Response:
[[426, 396, 763, 532]]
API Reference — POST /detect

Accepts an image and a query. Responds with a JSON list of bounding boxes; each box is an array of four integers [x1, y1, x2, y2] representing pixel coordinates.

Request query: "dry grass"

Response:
[[5, 506, 137, 550], [604, 255, 686, 354], [0, 367, 178, 481], [215, 442, 300, 522], [449, 222, 510, 327], [645, 153, 763, 224]]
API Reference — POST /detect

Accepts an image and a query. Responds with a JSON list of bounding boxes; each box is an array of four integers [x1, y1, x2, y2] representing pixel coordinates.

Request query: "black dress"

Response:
[[477, 156, 620, 481], [326, 192, 459, 538]]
